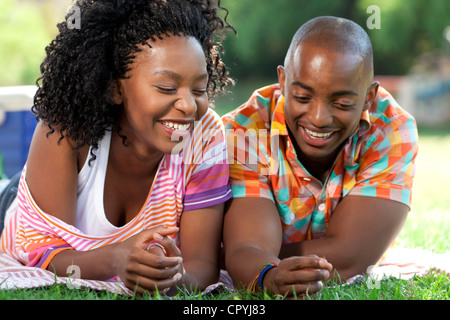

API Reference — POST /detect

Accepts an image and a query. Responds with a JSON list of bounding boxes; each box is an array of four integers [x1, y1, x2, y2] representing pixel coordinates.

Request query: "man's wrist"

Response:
[[261, 264, 278, 292]]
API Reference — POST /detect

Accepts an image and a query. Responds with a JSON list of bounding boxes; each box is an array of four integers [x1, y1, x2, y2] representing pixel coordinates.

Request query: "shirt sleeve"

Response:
[[182, 109, 232, 211], [222, 118, 275, 202], [0, 171, 74, 269], [349, 113, 419, 207]]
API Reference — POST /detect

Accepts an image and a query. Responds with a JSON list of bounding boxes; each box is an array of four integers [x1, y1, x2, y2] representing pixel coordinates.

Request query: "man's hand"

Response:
[[264, 255, 332, 298]]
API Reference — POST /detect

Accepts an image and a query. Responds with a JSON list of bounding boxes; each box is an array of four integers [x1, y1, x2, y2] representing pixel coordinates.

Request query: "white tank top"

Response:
[[76, 130, 122, 236]]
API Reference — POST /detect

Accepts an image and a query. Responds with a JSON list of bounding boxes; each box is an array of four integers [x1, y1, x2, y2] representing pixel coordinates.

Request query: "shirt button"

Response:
[[318, 203, 326, 212]]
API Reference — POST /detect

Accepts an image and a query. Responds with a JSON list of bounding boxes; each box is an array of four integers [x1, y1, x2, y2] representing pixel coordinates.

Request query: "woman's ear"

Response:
[[112, 80, 124, 105], [364, 81, 379, 111]]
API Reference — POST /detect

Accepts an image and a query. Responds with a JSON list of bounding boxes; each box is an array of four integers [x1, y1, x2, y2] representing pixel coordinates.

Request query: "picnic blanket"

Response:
[[0, 248, 448, 295], [0, 252, 233, 296]]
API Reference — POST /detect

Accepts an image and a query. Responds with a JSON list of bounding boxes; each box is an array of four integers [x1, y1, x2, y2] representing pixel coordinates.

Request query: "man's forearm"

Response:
[[226, 245, 280, 289]]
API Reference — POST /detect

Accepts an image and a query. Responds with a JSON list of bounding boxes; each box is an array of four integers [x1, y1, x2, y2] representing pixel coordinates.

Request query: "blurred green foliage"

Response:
[[0, 0, 52, 86], [221, 0, 450, 80], [0, 0, 449, 88]]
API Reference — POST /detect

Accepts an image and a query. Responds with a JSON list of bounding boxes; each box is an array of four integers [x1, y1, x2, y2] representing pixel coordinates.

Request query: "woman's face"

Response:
[[114, 35, 209, 157]]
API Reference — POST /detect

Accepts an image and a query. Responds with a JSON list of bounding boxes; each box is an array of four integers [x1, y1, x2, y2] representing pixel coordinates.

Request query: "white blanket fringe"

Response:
[[0, 253, 234, 296]]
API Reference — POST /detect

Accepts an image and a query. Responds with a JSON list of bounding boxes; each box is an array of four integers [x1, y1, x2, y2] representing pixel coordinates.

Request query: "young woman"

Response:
[[0, 0, 234, 294]]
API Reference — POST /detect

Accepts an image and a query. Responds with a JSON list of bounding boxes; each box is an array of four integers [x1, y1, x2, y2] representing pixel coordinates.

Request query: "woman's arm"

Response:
[[47, 226, 182, 294], [25, 121, 81, 225], [153, 203, 225, 291], [24, 122, 183, 293]]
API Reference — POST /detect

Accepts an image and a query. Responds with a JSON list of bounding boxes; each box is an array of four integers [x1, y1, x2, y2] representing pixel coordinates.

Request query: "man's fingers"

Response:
[[283, 256, 332, 273], [284, 267, 330, 283]]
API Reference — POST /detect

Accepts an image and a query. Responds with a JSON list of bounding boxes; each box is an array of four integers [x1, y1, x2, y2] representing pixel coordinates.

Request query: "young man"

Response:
[[222, 16, 418, 297]]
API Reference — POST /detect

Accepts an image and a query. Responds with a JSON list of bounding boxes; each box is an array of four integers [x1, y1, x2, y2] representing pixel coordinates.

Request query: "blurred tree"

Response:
[[222, 0, 359, 80], [221, 0, 450, 81], [0, 0, 52, 86], [356, 0, 450, 75]]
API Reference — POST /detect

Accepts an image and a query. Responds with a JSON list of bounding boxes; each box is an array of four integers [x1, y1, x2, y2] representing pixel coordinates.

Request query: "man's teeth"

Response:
[[162, 121, 190, 131], [304, 128, 333, 139]]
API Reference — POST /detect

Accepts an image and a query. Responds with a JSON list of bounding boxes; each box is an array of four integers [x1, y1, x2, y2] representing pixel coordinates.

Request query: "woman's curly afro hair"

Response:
[[33, 0, 234, 157]]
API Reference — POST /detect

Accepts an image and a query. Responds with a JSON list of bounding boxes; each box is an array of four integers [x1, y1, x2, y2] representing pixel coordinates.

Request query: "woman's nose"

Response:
[[174, 92, 197, 116]]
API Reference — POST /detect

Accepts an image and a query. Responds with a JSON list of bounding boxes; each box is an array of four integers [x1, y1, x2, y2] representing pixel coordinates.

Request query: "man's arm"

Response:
[[223, 197, 331, 296], [279, 195, 409, 280]]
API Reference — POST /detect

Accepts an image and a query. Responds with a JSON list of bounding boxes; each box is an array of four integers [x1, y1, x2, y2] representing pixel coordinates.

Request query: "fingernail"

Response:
[[174, 273, 182, 281]]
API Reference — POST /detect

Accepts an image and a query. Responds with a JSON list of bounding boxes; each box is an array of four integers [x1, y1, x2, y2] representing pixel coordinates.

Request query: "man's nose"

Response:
[[308, 101, 333, 128]]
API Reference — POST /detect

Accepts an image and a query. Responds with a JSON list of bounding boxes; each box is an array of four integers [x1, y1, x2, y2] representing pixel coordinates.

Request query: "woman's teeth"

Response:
[[162, 121, 190, 131], [304, 128, 334, 139]]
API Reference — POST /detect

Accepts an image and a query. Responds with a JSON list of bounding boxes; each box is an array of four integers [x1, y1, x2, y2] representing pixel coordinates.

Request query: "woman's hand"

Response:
[[113, 225, 183, 294], [263, 255, 332, 298]]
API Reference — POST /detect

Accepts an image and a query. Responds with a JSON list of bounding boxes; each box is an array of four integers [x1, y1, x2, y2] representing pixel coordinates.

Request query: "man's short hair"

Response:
[[284, 16, 374, 83]]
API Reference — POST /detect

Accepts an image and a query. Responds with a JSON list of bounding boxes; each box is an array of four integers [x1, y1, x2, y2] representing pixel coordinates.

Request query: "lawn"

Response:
[[394, 126, 450, 254], [0, 125, 448, 302]]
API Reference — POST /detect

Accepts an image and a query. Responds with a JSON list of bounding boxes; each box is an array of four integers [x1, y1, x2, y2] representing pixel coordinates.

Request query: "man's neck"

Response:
[[287, 127, 338, 184]]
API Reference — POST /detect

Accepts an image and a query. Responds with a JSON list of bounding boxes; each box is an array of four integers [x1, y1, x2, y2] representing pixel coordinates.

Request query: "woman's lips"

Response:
[[160, 120, 192, 132], [159, 120, 194, 139]]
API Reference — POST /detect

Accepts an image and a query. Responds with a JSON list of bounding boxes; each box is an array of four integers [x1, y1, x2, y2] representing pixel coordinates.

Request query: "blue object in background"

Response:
[[0, 110, 36, 178], [0, 86, 37, 179]]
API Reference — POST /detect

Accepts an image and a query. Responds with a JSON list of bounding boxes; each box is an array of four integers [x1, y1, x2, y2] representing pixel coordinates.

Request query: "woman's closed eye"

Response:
[[156, 86, 177, 94]]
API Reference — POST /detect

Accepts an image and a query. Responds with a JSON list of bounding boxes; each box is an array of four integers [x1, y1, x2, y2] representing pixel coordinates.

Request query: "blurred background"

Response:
[[1, 0, 450, 116], [0, 0, 449, 251]]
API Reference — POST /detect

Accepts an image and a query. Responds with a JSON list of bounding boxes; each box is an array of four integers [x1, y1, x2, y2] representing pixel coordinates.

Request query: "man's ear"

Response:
[[112, 80, 124, 105], [277, 65, 286, 94], [364, 81, 379, 111]]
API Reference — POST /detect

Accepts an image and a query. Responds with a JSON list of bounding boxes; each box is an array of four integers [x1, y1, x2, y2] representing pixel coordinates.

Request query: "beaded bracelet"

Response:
[[247, 263, 278, 292]]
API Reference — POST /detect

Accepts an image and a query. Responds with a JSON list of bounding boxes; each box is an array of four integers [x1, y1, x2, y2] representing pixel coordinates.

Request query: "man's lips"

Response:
[[304, 127, 335, 139], [300, 126, 338, 147]]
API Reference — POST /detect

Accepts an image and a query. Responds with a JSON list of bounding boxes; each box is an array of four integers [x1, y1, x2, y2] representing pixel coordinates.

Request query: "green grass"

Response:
[[394, 126, 450, 253], [1, 126, 448, 301]]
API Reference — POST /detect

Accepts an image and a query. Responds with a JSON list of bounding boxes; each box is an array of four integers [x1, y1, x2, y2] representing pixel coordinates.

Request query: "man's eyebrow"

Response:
[[331, 90, 359, 97], [152, 70, 208, 81], [292, 81, 314, 93], [292, 81, 358, 97]]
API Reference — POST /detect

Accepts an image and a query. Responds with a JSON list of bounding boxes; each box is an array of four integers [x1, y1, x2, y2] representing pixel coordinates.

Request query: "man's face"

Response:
[[278, 43, 378, 165]]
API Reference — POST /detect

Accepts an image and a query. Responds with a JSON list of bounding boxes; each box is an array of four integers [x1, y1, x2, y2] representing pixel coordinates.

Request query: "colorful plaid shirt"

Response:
[[222, 84, 418, 243]]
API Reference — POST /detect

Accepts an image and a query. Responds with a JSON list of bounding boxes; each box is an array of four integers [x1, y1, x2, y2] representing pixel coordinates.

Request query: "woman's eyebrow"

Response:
[[153, 70, 183, 81], [152, 70, 208, 81]]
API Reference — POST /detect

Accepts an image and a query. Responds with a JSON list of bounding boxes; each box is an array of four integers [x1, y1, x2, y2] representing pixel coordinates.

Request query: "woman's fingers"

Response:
[[127, 271, 183, 295], [153, 232, 182, 258], [123, 247, 183, 294]]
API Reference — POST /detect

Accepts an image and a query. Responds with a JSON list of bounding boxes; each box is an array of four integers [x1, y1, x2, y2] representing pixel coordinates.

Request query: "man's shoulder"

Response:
[[369, 86, 416, 131], [221, 84, 282, 131]]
